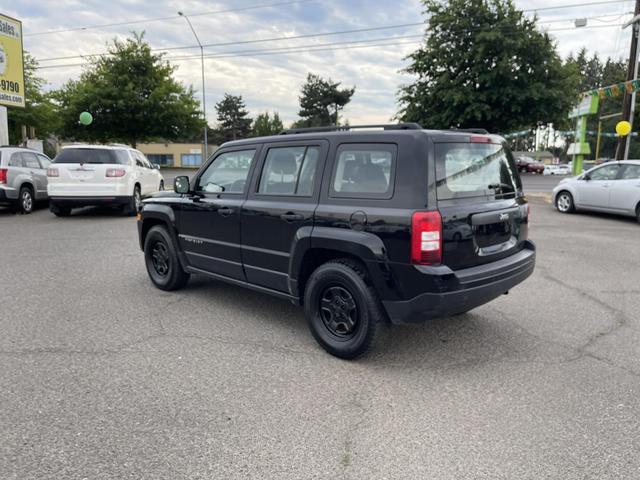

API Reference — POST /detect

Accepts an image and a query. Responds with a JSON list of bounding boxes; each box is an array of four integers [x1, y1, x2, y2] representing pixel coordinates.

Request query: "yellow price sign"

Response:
[[0, 13, 24, 108]]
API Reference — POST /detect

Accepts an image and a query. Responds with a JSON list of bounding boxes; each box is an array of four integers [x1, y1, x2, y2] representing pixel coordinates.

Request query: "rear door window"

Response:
[[330, 144, 396, 199], [54, 148, 130, 165], [435, 142, 521, 200], [257, 146, 320, 196], [22, 152, 41, 169], [621, 164, 640, 179]]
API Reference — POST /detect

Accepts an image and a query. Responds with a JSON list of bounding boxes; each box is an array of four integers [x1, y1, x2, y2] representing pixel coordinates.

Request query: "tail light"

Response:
[[411, 211, 442, 265], [0, 168, 7, 184], [106, 168, 126, 177], [46, 167, 59, 177]]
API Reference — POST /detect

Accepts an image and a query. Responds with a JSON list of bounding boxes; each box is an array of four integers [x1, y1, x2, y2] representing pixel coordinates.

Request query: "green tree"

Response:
[[398, 0, 579, 133], [54, 33, 203, 147], [296, 73, 355, 127], [7, 53, 58, 145], [252, 111, 284, 136], [214, 93, 253, 142]]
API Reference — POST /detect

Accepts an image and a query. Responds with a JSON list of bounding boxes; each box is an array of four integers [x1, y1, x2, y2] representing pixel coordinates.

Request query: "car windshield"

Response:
[[435, 142, 521, 200], [54, 148, 130, 165]]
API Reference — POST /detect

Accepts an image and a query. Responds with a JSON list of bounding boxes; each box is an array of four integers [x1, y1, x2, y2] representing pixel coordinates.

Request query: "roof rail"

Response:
[[450, 128, 490, 134], [280, 123, 423, 135]]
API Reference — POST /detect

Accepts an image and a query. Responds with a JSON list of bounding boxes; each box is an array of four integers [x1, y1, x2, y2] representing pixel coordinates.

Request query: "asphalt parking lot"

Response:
[[1, 193, 639, 479]]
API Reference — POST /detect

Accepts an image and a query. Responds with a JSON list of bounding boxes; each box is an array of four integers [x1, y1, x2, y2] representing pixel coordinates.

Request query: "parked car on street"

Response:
[[0, 146, 53, 214], [553, 160, 640, 222], [47, 144, 165, 216], [516, 155, 545, 174], [137, 124, 535, 359], [544, 164, 571, 175]]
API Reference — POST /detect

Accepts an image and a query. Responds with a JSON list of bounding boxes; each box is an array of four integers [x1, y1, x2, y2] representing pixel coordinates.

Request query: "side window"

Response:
[[133, 151, 147, 168], [197, 149, 256, 194], [9, 152, 24, 167], [589, 164, 619, 181], [330, 144, 396, 199], [37, 154, 52, 169], [258, 146, 320, 196], [137, 152, 152, 169], [22, 152, 41, 169], [621, 164, 640, 180]]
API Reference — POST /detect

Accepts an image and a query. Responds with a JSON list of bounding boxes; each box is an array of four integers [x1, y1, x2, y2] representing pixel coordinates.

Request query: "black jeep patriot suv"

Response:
[[138, 124, 535, 358]]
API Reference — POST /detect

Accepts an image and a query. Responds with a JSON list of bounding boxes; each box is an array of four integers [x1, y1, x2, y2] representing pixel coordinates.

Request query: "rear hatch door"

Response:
[[434, 137, 529, 270], [52, 148, 130, 195]]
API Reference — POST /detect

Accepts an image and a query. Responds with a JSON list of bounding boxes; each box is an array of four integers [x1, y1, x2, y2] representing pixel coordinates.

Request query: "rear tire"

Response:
[[50, 203, 72, 217], [556, 191, 575, 213], [636, 204, 640, 224], [144, 225, 190, 291], [18, 186, 34, 214], [304, 259, 385, 359], [159, 180, 165, 191]]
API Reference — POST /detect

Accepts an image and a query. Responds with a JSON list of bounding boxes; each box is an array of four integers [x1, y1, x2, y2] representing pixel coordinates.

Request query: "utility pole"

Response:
[[616, 0, 640, 160], [178, 11, 208, 163]]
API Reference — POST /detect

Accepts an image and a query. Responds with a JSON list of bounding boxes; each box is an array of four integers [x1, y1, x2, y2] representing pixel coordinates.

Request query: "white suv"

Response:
[[47, 144, 165, 217]]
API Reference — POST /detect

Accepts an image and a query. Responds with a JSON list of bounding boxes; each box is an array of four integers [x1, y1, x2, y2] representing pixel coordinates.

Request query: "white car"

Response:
[[47, 144, 165, 217], [552, 161, 640, 222], [544, 164, 571, 175]]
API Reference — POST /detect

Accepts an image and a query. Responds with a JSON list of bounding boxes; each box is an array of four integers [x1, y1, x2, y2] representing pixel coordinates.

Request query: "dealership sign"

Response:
[[0, 13, 25, 108]]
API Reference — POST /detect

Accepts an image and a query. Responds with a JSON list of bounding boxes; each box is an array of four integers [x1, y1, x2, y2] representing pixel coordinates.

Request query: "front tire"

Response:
[[144, 225, 190, 291], [556, 191, 575, 213], [304, 259, 385, 359], [18, 186, 34, 214]]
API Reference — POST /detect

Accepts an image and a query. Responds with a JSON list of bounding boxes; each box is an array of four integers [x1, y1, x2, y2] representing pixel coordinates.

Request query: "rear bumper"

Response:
[[382, 241, 536, 324], [0, 186, 17, 204], [49, 196, 130, 207]]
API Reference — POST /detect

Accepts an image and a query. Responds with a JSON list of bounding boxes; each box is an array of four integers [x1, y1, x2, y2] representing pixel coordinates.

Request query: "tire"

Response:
[[159, 180, 165, 191], [555, 190, 575, 214], [124, 185, 142, 216], [50, 203, 71, 217], [304, 259, 385, 359], [636, 204, 640, 224], [18, 186, 34, 214], [144, 225, 190, 291]]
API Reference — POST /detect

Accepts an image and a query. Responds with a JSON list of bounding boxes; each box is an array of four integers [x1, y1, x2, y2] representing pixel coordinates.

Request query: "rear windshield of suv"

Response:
[[435, 142, 521, 200], [54, 148, 130, 165]]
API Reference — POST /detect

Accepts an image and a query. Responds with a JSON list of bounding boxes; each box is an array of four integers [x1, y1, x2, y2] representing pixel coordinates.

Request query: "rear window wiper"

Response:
[[488, 182, 514, 191]]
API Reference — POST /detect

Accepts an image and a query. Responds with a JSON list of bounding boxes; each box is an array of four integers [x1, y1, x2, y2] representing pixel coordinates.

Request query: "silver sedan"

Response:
[[552, 161, 640, 223]]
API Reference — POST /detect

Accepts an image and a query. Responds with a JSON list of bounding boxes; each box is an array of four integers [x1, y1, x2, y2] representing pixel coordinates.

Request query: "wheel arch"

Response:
[[289, 226, 389, 303]]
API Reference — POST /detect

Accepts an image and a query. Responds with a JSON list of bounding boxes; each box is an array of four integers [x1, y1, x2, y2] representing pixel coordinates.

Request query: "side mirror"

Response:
[[152, 163, 160, 170], [583, 174, 591, 181], [174, 175, 190, 194]]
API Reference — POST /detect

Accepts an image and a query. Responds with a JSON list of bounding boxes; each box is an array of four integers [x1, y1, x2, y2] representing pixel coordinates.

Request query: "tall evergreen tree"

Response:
[[296, 73, 355, 127], [215, 93, 253, 142]]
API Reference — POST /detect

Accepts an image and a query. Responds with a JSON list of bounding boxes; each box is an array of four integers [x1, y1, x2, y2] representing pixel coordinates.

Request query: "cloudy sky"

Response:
[[4, 0, 636, 125]]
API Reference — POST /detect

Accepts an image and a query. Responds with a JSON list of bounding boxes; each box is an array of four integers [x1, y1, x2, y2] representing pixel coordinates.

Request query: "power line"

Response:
[[33, 23, 627, 71], [34, 39, 423, 70], [522, 0, 630, 12], [34, 11, 630, 65], [24, 0, 315, 37], [35, 22, 427, 62]]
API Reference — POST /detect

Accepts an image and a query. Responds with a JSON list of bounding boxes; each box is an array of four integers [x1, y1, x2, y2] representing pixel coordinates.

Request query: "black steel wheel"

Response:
[[304, 259, 386, 359], [144, 225, 190, 291]]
